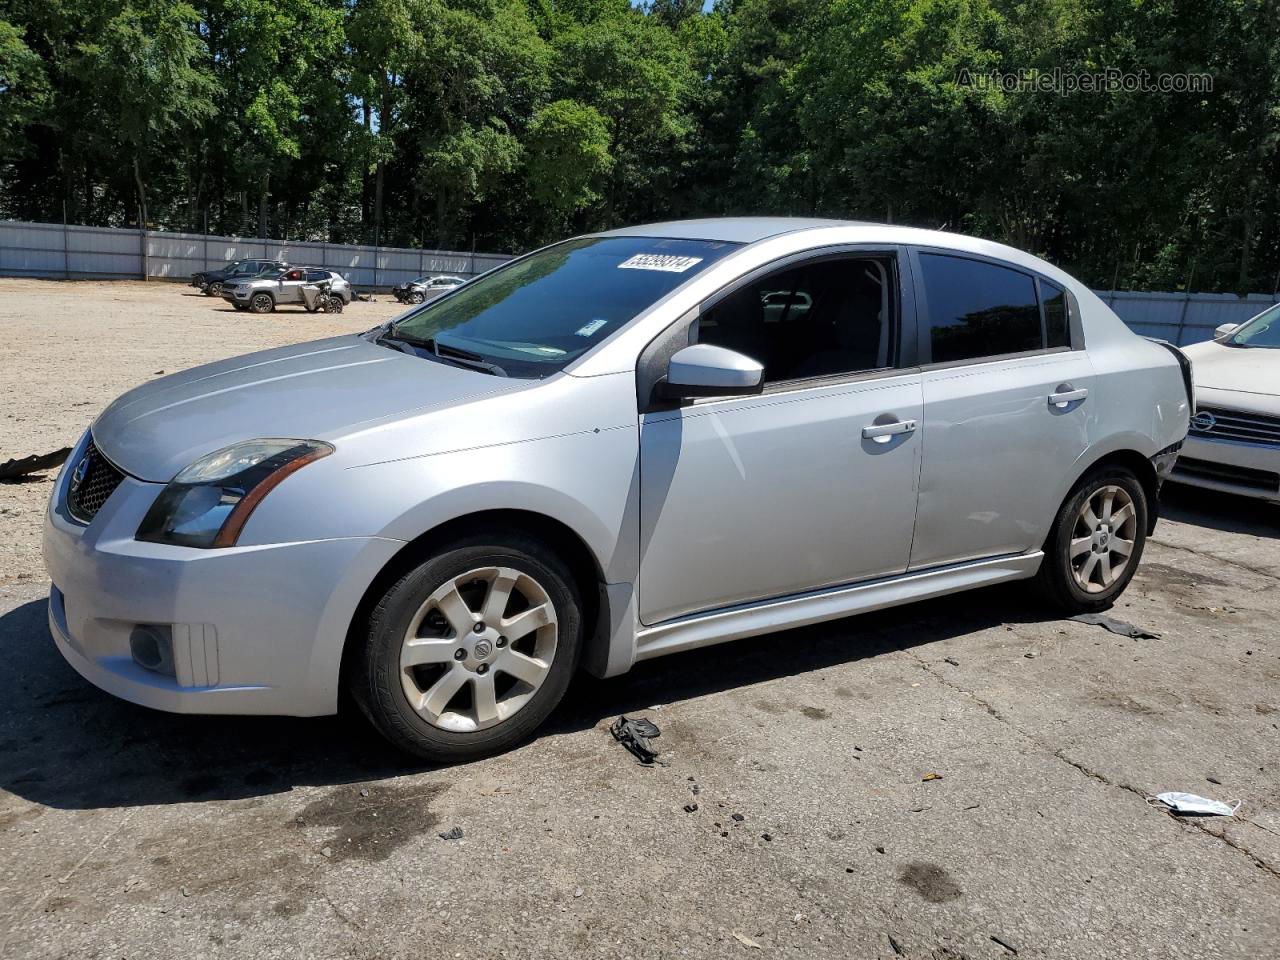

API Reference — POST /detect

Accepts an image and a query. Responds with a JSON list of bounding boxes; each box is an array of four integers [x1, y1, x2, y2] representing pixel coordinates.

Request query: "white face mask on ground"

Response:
[[1151, 792, 1242, 816]]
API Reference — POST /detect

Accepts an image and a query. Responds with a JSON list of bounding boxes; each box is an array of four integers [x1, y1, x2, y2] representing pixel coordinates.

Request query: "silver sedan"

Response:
[[44, 218, 1191, 761]]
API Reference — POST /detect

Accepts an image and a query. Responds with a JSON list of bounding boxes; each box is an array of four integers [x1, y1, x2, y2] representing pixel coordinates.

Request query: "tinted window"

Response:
[[1041, 280, 1070, 348], [920, 254, 1042, 363], [697, 257, 894, 383], [391, 236, 739, 378], [305, 270, 328, 282]]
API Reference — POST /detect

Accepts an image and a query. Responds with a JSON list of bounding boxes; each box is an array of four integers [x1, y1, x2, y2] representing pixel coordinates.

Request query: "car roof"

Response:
[[593, 217, 870, 244]]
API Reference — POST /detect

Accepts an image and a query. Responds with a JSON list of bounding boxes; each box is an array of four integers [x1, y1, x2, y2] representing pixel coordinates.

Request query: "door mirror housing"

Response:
[[659, 344, 765, 400], [1214, 323, 1239, 340]]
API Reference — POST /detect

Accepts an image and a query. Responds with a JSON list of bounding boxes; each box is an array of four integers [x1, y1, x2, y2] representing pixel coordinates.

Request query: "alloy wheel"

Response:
[[399, 565, 558, 732], [1069, 484, 1138, 593]]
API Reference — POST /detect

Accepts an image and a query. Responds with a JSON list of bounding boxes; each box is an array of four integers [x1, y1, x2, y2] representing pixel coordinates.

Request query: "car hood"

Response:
[[1182, 340, 1280, 405], [92, 336, 530, 481]]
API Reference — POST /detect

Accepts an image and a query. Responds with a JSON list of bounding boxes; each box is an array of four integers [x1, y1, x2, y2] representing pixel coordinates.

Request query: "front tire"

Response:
[[350, 534, 583, 762], [249, 292, 274, 314], [1036, 465, 1148, 613], [205, 281, 222, 297], [408, 291, 425, 304]]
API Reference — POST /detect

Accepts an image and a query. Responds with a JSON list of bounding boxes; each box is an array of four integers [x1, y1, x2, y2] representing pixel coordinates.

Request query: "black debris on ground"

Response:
[[610, 715, 662, 765], [437, 826, 464, 841], [1069, 612, 1161, 639], [0, 447, 71, 481]]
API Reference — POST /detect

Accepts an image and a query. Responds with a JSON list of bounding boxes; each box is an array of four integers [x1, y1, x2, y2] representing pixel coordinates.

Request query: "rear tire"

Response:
[[1035, 465, 1148, 613], [249, 292, 274, 314], [350, 534, 583, 762]]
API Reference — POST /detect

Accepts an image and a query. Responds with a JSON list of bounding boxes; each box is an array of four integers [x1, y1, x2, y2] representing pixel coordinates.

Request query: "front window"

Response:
[[1225, 303, 1280, 348], [383, 236, 739, 377]]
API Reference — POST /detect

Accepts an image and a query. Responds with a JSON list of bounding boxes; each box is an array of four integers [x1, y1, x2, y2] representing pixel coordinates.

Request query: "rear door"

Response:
[[637, 248, 925, 624], [907, 249, 1094, 569]]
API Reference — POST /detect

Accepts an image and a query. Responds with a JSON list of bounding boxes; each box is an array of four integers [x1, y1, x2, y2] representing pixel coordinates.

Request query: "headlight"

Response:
[[137, 439, 332, 548]]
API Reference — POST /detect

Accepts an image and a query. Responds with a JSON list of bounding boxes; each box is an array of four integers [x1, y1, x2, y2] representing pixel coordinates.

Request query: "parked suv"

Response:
[[222, 267, 353, 313], [191, 258, 289, 297], [45, 219, 1191, 762], [393, 274, 466, 304]]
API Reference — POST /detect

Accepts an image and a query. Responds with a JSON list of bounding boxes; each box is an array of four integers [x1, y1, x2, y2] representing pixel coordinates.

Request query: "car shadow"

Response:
[[1159, 483, 1280, 538], [0, 585, 1052, 812]]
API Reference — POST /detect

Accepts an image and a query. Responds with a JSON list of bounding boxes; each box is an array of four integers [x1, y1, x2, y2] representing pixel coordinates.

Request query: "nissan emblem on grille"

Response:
[[1190, 411, 1216, 432], [66, 441, 126, 524]]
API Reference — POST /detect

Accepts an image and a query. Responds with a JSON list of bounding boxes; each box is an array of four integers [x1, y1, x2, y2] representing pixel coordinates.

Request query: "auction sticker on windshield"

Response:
[[618, 253, 704, 273]]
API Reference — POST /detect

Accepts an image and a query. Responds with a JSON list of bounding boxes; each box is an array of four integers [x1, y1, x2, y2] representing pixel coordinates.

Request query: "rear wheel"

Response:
[[249, 292, 274, 314], [1036, 465, 1148, 612], [205, 281, 222, 297], [350, 535, 583, 762]]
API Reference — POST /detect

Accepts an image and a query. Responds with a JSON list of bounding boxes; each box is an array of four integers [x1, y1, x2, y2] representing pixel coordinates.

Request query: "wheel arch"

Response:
[[1063, 446, 1161, 535], [339, 508, 609, 698]]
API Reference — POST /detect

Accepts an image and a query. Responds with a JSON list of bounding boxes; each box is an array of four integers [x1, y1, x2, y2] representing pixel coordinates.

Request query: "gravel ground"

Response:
[[1, 280, 1279, 960]]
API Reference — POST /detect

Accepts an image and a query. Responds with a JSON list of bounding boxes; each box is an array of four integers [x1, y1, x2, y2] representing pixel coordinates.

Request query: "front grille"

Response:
[[66, 440, 126, 524], [1191, 406, 1280, 447], [1173, 456, 1280, 493]]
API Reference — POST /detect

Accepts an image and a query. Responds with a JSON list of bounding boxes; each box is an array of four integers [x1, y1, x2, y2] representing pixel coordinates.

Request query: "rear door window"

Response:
[[919, 254, 1042, 363]]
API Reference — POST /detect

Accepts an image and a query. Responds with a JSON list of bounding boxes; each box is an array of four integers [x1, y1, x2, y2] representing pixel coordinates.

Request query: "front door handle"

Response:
[[862, 419, 917, 442], [1048, 386, 1088, 408]]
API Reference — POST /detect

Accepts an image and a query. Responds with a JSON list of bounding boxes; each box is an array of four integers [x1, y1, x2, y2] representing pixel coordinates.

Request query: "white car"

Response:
[[1174, 303, 1280, 503]]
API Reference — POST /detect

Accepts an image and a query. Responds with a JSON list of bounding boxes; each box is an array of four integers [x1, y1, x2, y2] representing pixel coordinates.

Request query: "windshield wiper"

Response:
[[376, 329, 508, 376]]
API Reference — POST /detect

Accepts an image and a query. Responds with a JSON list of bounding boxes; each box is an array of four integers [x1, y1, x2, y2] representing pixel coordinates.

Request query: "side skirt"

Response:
[[634, 551, 1044, 662]]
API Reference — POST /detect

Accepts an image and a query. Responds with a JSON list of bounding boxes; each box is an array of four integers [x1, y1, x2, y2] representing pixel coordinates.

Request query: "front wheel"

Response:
[[205, 281, 222, 297], [249, 292, 274, 314], [350, 535, 583, 762], [1036, 465, 1148, 613], [408, 291, 425, 304]]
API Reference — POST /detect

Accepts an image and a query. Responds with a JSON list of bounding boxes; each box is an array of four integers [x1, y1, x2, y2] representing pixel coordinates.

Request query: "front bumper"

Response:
[[222, 287, 251, 303], [42, 446, 403, 716], [1170, 435, 1280, 502]]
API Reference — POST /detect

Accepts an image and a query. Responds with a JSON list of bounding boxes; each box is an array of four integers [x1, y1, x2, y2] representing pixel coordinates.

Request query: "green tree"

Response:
[[76, 0, 215, 226]]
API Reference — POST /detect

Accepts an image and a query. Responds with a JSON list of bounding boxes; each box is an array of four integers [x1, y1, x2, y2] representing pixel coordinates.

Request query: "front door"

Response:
[[638, 251, 923, 625]]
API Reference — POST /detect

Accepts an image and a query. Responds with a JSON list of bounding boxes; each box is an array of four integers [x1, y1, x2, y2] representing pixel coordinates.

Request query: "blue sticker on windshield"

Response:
[[576, 318, 608, 337]]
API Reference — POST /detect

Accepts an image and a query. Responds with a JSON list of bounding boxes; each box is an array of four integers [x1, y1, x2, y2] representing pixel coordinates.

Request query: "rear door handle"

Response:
[[862, 419, 917, 441], [1048, 387, 1088, 408]]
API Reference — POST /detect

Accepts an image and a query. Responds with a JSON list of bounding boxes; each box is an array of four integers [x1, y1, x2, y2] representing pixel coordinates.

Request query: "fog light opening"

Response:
[[130, 625, 175, 678]]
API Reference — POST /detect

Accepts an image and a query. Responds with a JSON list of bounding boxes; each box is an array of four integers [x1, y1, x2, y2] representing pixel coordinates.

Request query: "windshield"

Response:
[[1225, 303, 1280, 348], [385, 236, 740, 377]]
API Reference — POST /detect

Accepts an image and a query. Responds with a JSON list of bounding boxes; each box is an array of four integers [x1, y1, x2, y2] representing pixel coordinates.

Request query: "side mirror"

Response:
[[1214, 323, 1239, 340], [659, 343, 764, 400]]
